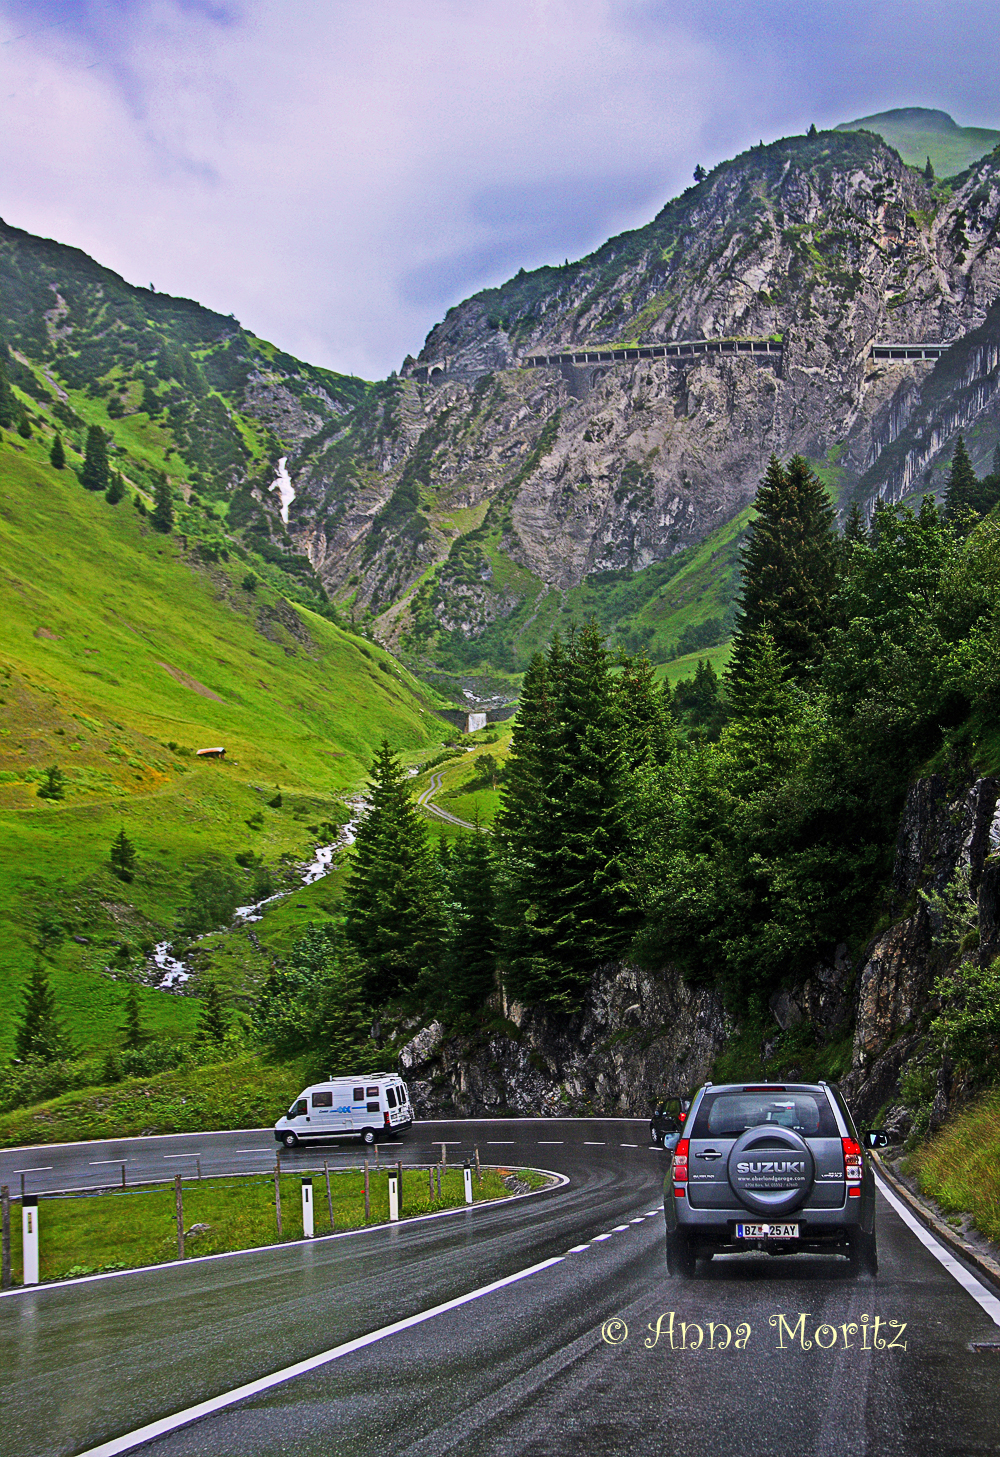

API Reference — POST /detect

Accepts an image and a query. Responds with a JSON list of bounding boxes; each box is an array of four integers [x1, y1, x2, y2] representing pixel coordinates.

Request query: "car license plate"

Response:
[[736, 1223, 798, 1239]]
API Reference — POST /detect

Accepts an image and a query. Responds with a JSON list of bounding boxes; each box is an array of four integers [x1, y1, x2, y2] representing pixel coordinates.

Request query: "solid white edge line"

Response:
[[0, 1171, 570, 1300], [875, 1174, 1000, 1326], [74, 1255, 566, 1457]]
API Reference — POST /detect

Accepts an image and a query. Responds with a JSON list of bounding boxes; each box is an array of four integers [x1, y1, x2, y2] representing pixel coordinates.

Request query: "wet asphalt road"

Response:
[[2, 1119, 1000, 1457]]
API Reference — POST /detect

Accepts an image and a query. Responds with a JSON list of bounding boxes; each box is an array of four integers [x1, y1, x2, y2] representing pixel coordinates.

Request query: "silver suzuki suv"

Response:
[[664, 1080, 884, 1277]]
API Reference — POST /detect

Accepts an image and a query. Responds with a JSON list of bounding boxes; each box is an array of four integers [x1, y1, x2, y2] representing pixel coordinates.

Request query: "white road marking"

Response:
[[89, 1160, 128, 1166], [612, 1225, 630, 1232], [568, 1244, 591, 1253], [536, 1141, 563, 1145], [593, 1232, 614, 1241], [583, 1141, 605, 1146], [163, 1153, 200, 1159], [487, 1141, 515, 1145], [630, 1218, 645, 1224], [644, 1210, 662, 1216], [12, 1166, 52, 1173], [619, 1143, 638, 1148], [74, 1256, 566, 1457], [235, 1150, 271, 1155], [875, 1175, 1000, 1326]]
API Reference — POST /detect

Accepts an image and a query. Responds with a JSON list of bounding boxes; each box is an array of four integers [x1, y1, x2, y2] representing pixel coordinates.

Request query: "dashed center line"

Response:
[[592, 1232, 614, 1241], [583, 1141, 606, 1146], [568, 1244, 591, 1253], [487, 1141, 515, 1145], [620, 1143, 638, 1148], [89, 1159, 129, 1165], [612, 1225, 630, 1232], [163, 1153, 201, 1160], [537, 1141, 563, 1145], [12, 1166, 52, 1173]]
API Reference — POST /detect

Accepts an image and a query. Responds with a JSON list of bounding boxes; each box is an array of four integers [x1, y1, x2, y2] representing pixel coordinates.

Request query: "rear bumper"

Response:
[[666, 1193, 864, 1244]]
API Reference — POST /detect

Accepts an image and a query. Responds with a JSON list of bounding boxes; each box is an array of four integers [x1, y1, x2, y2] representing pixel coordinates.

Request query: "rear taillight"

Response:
[[673, 1138, 689, 1182], [384, 1111, 390, 1127], [678, 1111, 685, 1123], [843, 1137, 862, 1195]]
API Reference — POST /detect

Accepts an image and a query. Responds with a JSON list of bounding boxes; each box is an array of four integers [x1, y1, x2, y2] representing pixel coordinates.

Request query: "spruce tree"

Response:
[[123, 984, 144, 1050], [50, 433, 65, 470], [151, 475, 173, 533], [198, 979, 229, 1044], [343, 739, 444, 1003], [37, 764, 65, 800], [0, 353, 16, 429], [109, 826, 137, 881], [105, 471, 125, 505], [729, 454, 840, 686], [81, 425, 110, 492], [615, 650, 675, 769], [442, 826, 497, 1014], [808, 122, 818, 138], [17, 412, 31, 439], [14, 962, 70, 1061], [499, 626, 636, 1009], [944, 434, 978, 520], [924, 155, 935, 182], [842, 499, 868, 545]]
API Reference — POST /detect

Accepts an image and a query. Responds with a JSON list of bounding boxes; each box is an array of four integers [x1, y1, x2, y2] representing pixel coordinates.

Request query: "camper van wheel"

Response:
[[282, 1132, 298, 1149], [361, 1127, 377, 1146]]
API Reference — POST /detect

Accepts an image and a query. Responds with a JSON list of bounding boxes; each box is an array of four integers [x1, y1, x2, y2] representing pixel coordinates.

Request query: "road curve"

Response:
[[2, 1119, 1000, 1457], [416, 769, 477, 829]]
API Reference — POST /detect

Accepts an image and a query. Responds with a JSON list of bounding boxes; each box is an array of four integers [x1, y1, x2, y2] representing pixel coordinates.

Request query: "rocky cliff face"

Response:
[[281, 128, 1000, 663], [399, 769, 1000, 1127], [398, 961, 730, 1118]]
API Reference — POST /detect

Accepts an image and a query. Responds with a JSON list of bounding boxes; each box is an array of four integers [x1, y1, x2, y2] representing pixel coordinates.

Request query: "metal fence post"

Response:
[[121, 1163, 126, 1190], [175, 1175, 185, 1259], [474, 1146, 481, 1183], [1, 1185, 10, 1290]]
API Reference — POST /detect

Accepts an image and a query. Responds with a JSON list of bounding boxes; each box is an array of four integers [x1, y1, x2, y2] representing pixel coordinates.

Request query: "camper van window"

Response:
[[289, 1099, 307, 1118], [353, 1087, 364, 1102], [312, 1092, 332, 1108], [386, 1087, 397, 1108], [366, 1086, 378, 1097], [367, 1101, 379, 1112]]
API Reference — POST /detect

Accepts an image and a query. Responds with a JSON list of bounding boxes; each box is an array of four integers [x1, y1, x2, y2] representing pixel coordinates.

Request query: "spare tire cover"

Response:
[[727, 1125, 815, 1215]]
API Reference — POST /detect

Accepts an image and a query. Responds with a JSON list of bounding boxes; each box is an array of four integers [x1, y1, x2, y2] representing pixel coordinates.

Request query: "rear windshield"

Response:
[[386, 1086, 397, 1108], [691, 1091, 839, 1139]]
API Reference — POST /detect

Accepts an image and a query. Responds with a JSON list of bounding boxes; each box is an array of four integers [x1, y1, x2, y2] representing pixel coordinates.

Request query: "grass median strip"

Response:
[[4, 1165, 549, 1286]]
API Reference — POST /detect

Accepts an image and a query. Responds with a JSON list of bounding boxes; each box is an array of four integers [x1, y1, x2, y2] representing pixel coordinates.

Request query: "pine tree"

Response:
[[123, 984, 144, 1049], [134, 492, 147, 515], [14, 962, 70, 1061], [50, 433, 65, 470], [151, 475, 173, 533], [109, 826, 137, 881], [944, 434, 978, 520], [343, 739, 444, 1003], [442, 826, 497, 1014], [17, 412, 31, 439], [924, 155, 935, 182], [0, 353, 16, 429], [808, 123, 818, 138], [81, 425, 110, 492], [198, 979, 229, 1044], [693, 164, 706, 183], [729, 454, 841, 686], [105, 471, 125, 505]]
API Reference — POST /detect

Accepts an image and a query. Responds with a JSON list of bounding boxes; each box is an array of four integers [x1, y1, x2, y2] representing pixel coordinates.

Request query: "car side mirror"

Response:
[[862, 1129, 890, 1148]]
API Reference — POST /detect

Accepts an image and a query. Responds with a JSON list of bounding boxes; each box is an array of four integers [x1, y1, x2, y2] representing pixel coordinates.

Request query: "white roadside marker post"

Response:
[[22, 1196, 39, 1286], [388, 1167, 399, 1222], [463, 1162, 473, 1205], [301, 1177, 314, 1238]]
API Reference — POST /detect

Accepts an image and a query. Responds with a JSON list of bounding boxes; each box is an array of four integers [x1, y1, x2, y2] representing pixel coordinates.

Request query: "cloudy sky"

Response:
[[0, 1, 997, 380]]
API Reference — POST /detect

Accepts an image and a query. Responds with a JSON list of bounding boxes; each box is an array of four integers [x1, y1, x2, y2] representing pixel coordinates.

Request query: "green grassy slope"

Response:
[[836, 108, 1000, 178], [0, 429, 445, 1059]]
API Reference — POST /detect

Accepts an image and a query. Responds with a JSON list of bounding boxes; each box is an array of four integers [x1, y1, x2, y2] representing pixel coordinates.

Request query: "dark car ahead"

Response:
[[649, 1097, 688, 1148], [664, 1080, 887, 1277]]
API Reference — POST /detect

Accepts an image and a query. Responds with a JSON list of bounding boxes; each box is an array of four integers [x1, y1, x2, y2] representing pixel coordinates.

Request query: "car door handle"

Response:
[[699, 1149, 721, 1160]]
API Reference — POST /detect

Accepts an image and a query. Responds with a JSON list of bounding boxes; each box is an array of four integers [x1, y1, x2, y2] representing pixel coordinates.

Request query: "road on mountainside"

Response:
[[416, 769, 477, 829], [3, 1119, 1000, 1457]]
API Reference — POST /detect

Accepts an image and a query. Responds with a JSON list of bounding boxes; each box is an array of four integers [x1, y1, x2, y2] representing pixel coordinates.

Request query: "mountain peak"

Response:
[[836, 106, 999, 177]]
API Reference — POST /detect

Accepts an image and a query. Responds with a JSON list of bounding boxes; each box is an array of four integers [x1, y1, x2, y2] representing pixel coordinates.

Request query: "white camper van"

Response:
[[273, 1074, 413, 1147]]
